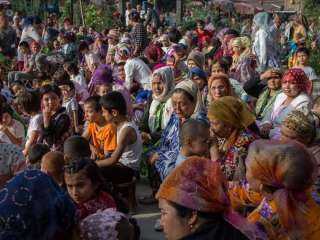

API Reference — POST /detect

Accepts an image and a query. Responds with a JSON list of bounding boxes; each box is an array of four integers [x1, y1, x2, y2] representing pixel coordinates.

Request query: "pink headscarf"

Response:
[[282, 68, 312, 94]]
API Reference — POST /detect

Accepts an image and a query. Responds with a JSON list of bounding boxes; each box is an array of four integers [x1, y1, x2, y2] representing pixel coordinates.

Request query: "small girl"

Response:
[[16, 90, 42, 155], [64, 158, 117, 220]]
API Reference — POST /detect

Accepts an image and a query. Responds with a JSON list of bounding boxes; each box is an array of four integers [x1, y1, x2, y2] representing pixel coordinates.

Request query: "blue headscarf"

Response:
[[189, 67, 208, 80], [0, 170, 76, 240]]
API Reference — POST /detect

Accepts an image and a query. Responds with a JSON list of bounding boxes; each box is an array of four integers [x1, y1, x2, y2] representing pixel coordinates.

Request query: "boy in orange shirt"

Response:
[[82, 96, 117, 160]]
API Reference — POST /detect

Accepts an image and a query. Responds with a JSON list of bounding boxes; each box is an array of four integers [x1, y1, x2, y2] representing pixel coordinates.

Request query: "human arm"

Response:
[[124, 61, 134, 90], [0, 125, 23, 146], [23, 130, 40, 156]]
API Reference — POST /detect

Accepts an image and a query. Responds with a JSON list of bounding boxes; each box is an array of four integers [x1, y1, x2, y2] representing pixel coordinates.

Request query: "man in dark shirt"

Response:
[[129, 10, 148, 57]]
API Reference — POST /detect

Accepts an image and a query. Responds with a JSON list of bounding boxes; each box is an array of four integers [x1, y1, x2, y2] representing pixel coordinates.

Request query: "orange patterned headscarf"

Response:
[[246, 139, 320, 239], [156, 157, 229, 213]]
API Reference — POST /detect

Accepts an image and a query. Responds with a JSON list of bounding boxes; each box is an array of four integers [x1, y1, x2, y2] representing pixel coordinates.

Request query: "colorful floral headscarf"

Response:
[[282, 68, 312, 94]]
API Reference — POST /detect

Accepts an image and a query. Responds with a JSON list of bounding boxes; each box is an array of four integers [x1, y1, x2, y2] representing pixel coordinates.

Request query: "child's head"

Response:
[[95, 83, 113, 97], [296, 47, 310, 66], [16, 90, 41, 116], [84, 96, 102, 123], [100, 91, 127, 123], [63, 136, 91, 162], [313, 96, 320, 113], [41, 151, 64, 186], [19, 41, 30, 55], [27, 144, 50, 166], [56, 78, 75, 101], [40, 84, 62, 113], [116, 62, 126, 81], [0, 106, 13, 126], [180, 119, 210, 156], [78, 41, 89, 54], [64, 158, 104, 204], [10, 80, 26, 96]]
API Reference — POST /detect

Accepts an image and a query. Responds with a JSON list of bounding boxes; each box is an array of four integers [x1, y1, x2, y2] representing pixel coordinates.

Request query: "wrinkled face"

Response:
[[42, 92, 60, 113], [96, 84, 112, 97], [187, 60, 197, 69], [172, 92, 195, 120], [282, 77, 301, 98], [209, 118, 232, 138], [159, 199, 190, 240], [210, 79, 228, 100], [267, 77, 282, 90], [1, 112, 12, 126], [65, 171, 97, 204], [296, 51, 308, 66], [152, 74, 165, 97], [84, 103, 100, 123]]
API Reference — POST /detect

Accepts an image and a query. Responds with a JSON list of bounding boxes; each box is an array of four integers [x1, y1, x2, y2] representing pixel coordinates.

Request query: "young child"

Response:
[[27, 143, 50, 169], [0, 106, 25, 146], [175, 119, 210, 166], [82, 96, 117, 160], [98, 91, 142, 185], [63, 135, 91, 163], [16, 91, 42, 156], [56, 77, 83, 134], [64, 158, 117, 220], [41, 151, 65, 187]]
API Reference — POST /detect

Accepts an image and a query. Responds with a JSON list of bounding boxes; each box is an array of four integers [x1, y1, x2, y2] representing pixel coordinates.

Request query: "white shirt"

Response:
[[25, 114, 42, 145], [71, 73, 87, 88], [124, 58, 152, 90], [299, 66, 318, 81], [0, 119, 25, 146], [20, 26, 41, 44]]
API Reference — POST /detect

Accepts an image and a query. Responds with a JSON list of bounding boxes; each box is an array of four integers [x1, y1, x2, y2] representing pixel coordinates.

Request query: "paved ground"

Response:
[[133, 178, 165, 240]]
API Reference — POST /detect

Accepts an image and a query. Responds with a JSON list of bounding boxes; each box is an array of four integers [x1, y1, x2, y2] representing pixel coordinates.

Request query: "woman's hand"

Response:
[[141, 132, 152, 144]]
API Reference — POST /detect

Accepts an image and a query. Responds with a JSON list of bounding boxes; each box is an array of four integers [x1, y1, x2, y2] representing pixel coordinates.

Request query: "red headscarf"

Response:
[[282, 68, 312, 94]]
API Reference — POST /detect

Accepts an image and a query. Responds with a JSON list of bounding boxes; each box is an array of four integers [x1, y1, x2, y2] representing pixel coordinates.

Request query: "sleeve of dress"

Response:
[[124, 61, 134, 90]]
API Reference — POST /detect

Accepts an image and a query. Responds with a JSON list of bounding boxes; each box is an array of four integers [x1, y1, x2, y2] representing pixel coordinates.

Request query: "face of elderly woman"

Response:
[[282, 77, 301, 98], [152, 74, 165, 97], [172, 91, 196, 120], [209, 118, 233, 138], [159, 199, 191, 240], [267, 77, 281, 91], [210, 79, 228, 100]]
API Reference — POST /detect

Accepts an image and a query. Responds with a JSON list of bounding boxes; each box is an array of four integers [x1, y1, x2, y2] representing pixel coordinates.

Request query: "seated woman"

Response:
[[189, 66, 208, 108], [255, 68, 282, 120], [0, 169, 75, 239], [260, 68, 312, 139], [246, 140, 320, 239], [156, 157, 267, 240], [149, 79, 206, 181], [40, 84, 72, 151], [140, 66, 174, 145], [208, 96, 259, 181]]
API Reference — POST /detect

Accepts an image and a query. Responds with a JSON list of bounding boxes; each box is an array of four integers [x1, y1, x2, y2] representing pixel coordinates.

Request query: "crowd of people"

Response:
[[1, 0, 320, 239]]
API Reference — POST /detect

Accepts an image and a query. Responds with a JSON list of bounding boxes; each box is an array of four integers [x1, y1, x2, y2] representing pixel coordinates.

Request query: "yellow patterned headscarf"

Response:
[[208, 96, 255, 129]]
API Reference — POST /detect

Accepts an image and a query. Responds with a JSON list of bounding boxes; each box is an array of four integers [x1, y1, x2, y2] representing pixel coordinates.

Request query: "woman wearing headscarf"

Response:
[[189, 67, 208, 108], [252, 12, 280, 73], [260, 68, 312, 139], [144, 43, 165, 71], [140, 66, 174, 143], [88, 64, 113, 95], [0, 169, 75, 240], [208, 96, 259, 181], [157, 157, 267, 240], [255, 68, 282, 120], [149, 79, 206, 180], [246, 140, 320, 240], [230, 37, 259, 86], [165, 44, 188, 84]]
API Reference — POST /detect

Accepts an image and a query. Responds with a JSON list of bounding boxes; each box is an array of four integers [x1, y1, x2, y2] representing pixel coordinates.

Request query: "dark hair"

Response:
[[40, 84, 62, 98], [296, 47, 310, 56], [10, 80, 24, 89], [224, 29, 239, 37], [100, 91, 127, 116], [64, 158, 105, 191], [28, 144, 50, 164], [19, 41, 29, 49], [52, 69, 70, 83], [173, 88, 194, 102], [16, 90, 41, 114], [56, 78, 75, 91], [196, 19, 205, 26], [212, 56, 232, 73], [168, 28, 182, 44], [129, 10, 140, 22], [78, 41, 89, 52], [64, 62, 79, 75], [84, 96, 102, 112], [63, 136, 91, 161], [180, 119, 209, 144]]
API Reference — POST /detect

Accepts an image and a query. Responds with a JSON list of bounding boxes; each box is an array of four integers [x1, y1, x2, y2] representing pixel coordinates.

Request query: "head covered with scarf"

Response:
[[282, 68, 312, 94], [156, 157, 268, 239], [253, 12, 271, 31], [246, 139, 320, 239], [187, 50, 205, 70], [88, 64, 113, 94], [152, 66, 175, 102], [189, 66, 208, 81], [145, 43, 165, 64], [0, 169, 75, 239], [208, 96, 255, 129]]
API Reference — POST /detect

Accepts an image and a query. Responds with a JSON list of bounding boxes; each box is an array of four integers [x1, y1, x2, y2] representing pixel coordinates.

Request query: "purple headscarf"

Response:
[[88, 64, 113, 94]]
